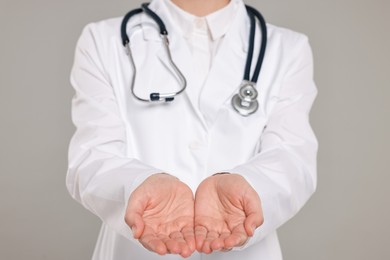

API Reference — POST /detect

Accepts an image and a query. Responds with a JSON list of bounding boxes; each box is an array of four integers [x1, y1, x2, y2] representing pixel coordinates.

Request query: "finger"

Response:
[[201, 231, 219, 254], [125, 193, 147, 239], [182, 226, 196, 253], [210, 232, 230, 251], [224, 224, 248, 248], [139, 233, 168, 255], [244, 212, 264, 236], [124, 210, 144, 239], [159, 234, 181, 255], [195, 226, 207, 252], [243, 190, 263, 236], [170, 231, 193, 258]]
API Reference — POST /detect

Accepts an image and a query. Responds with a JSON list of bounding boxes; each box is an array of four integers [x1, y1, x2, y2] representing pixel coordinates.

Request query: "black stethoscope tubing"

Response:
[[243, 5, 267, 84], [120, 2, 267, 115]]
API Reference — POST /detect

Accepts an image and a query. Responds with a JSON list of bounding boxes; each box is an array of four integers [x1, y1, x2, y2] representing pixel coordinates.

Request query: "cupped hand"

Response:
[[125, 174, 195, 258], [194, 174, 263, 254]]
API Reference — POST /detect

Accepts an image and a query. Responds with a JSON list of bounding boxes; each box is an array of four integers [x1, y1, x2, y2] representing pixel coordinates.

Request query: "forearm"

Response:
[[67, 134, 162, 240]]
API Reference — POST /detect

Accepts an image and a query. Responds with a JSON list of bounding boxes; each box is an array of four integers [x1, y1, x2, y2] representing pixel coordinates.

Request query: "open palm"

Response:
[[194, 174, 263, 253], [125, 174, 195, 258]]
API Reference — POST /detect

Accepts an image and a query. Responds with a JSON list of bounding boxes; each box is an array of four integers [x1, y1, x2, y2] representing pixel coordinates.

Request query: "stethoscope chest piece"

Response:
[[231, 81, 259, 116]]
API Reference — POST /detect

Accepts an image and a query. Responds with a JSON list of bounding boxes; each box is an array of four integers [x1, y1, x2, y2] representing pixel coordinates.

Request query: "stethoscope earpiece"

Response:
[[232, 81, 259, 116]]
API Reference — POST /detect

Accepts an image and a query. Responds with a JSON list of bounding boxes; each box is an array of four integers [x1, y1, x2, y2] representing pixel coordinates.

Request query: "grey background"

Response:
[[0, 0, 389, 259]]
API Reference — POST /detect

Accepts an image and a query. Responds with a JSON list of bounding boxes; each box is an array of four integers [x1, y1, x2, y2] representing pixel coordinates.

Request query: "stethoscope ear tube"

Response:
[[141, 3, 168, 35], [244, 5, 267, 84], [121, 8, 143, 46], [121, 3, 187, 103]]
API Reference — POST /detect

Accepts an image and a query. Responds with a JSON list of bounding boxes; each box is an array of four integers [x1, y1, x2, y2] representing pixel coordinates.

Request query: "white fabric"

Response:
[[164, 0, 238, 105], [164, 0, 237, 40], [66, 0, 318, 259]]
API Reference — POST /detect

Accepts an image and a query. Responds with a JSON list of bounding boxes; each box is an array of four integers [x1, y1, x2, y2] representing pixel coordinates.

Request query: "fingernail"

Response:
[[131, 226, 137, 237], [251, 225, 256, 234]]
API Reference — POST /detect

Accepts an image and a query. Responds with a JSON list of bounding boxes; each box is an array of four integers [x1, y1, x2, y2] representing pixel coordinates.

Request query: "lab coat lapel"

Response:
[[199, 4, 249, 126], [143, 1, 208, 129], [158, 34, 206, 124]]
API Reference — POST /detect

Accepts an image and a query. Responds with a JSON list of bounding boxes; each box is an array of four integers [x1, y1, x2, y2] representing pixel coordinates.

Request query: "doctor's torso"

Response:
[[72, 0, 313, 259], [87, 1, 300, 186]]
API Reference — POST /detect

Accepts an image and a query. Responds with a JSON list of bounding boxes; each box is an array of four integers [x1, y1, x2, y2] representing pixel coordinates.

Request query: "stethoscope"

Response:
[[121, 3, 267, 116]]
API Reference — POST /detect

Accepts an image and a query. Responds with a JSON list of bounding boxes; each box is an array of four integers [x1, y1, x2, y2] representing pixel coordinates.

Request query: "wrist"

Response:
[[153, 172, 179, 179], [212, 172, 231, 176]]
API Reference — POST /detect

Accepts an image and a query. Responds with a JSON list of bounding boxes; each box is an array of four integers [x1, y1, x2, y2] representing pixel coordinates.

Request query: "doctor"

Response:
[[67, 0, 318, 259]]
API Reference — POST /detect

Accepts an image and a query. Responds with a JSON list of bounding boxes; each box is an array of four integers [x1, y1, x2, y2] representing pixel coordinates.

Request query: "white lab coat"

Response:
[[67, 0, 318, 259]]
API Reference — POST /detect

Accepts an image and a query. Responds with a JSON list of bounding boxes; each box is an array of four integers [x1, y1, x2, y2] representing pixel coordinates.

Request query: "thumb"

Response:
[[243, 190, 263, 237], [244, 212, 263, 237], [125, 191, 147, 239]]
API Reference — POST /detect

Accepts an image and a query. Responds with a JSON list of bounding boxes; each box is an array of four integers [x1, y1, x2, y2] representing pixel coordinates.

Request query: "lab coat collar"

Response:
[[199, 3, 251, 125], [206, 0, 240, 41], [162, 0, 239, 41], [142, 0, 248, 52]]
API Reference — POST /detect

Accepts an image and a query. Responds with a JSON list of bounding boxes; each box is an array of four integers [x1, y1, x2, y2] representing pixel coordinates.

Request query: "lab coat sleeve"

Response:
[[229, 36, 318, 249], [66, 24, 162, 242]]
